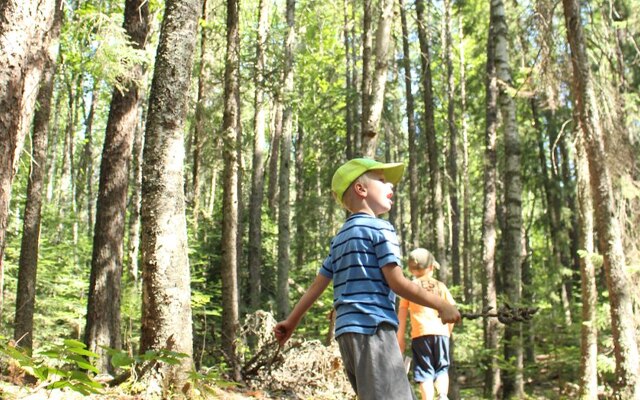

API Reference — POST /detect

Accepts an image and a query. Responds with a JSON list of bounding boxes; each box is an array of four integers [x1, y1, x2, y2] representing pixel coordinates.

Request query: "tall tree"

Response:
[[563, 0, 639, 396], [399, 0, 419, 248], [276, 0, 296, 319], [492, 0, 524, 395], [361, 0, 394, 157], [0, 0, 59, 316], [220, 0, 241, 380], [482, 0, 500, 394], [85, 0, 150, 373], [444, 0, 460, 287], [139, 0, 200, 391], [248, 0, 271, 312], [416, 0, 446, 279], [13, 0, 63, 350]]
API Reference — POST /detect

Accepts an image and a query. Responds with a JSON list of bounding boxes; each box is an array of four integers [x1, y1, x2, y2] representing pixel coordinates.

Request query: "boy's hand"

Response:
[[438, 303, 461, 324], [274, 320, 294, 346]]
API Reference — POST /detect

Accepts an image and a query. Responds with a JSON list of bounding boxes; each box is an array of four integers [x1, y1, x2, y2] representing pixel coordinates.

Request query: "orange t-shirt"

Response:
[[398, 275, 455, 338]]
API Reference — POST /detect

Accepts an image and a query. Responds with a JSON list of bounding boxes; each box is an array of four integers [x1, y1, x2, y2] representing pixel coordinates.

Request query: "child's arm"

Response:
[[274, 274, 331, 346], [382, 263, 461, 323], [396, 305, 408, 353]]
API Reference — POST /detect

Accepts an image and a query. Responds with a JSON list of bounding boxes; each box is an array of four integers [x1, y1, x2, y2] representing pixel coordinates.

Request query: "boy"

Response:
[[396, 248, 455, 400], [274, 158, 461, 400]]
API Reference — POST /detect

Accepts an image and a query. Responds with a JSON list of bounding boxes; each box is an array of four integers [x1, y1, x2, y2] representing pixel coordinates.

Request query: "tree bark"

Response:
[[563, 0, 639, 396], [416, 0, 447, 280], [492, 0, 524, 395], [576, 130, 598, 399], [85, 0, 150, 374], [13, 0, 62, 349], [221, 0, 241, 381], [399, 0, 419, 248], [139, 0, 200, 391], [0, 0, 59, 317], [276, 0, 296, 320], [361, 0, 394, 157], [248, 0, 271, 312], [482, 1, 500, 394]]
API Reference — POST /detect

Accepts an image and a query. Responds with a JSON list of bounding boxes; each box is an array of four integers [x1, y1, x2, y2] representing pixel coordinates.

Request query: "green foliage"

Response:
[[0, 338, 103, 395]]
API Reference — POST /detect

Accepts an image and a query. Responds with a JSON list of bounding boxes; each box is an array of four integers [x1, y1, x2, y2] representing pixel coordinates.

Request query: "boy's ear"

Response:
[[353, 181, 367, 197]]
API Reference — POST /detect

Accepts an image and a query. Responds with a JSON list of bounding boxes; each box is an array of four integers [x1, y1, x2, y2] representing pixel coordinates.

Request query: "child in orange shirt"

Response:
[[397, 248, 455, 400]]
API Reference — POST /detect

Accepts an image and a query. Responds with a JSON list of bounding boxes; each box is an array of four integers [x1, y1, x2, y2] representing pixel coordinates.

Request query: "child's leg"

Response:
[[419, 380, 435, 400], [434, 373, 449, 399]]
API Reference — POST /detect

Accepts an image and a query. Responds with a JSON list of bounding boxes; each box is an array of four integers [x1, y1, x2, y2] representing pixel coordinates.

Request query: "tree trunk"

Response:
[[277, 0, 296, 320], [267, 100, 282, 217], [444, 0, 460, 288], [139, 0, 200, 391], [248, 0, 271, 312], [191, 0, 210, 234], [85, 0, 150, 374], [294, 124, 305, 268], [416, 0, 446, 281], [399, 0, 419, 248], [0, 0, 59, 317], [343, 0, 356, 160], [576, 130, 598, 399], [126, 103, 146, 285], [359, 0, 373, 146], [493, 0, 524, 395], [482, 1, 500, 394], [13, 0, 62, 349], [361, 0, 394, 157], [563, 0, 639, 396], [459, 13, 473, 305], [221, 0, 241, 381]]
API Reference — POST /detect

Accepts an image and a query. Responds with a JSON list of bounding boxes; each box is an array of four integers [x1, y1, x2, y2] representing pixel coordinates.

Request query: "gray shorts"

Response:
[[336, 323, 415, 400]]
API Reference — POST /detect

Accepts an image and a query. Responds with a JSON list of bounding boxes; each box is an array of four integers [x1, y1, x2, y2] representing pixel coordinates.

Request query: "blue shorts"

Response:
[[411, 335, 450, 382]]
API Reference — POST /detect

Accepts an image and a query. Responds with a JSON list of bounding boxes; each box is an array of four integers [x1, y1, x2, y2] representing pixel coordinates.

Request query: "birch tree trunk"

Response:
[[563, 0, 639, 396], [248, 0, 271, 312], [492, 0, 524, 395], [0, 0, 59, 316], [361, 0, 394, 157], [13, 0, 62, 349], [221, 0, 241, 380], [85, 0, 150, 374], [139, 0, 200, 391], [276, 0, 296, 319]]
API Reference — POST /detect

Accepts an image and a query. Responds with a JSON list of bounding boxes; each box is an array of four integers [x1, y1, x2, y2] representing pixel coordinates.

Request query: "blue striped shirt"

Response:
[[319, 212, 402, 337]]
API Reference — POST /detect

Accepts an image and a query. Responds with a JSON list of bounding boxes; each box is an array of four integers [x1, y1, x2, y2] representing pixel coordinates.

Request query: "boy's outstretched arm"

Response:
[[274, 274, 331, 346], [382, 263, 461, 324]]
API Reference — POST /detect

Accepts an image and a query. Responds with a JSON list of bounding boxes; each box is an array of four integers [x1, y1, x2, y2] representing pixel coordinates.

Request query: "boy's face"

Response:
[[359, 170, 395, 215]]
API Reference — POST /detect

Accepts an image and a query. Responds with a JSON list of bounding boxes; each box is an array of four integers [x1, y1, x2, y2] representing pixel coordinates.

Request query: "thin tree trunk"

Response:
[[126, 103, 145, 285], [482, 1, 500, 394], [493, 0, 524, 394], [444, 0, 460, 288], [576, 130, 598, 399], [361, 0, 394, 157], [139, 0, 200, 391], [191, 0, 210, 234], [416, 0, 446, 280], [277, 0, 296, 319], [359, 0, 373, 145], [248, 0, 271, 312], [221, 0, 241, 381], [399, 0, 419, 248], [13, 0, 62, 349], [267, 100, 282, 217], [459, 13, 472, 305], [343, 0, 355, 160], [563, 0, 639, 396], [294, 124, 305, 268]]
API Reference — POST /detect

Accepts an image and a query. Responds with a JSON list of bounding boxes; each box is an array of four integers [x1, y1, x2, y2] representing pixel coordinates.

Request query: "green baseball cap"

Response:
[[331, 158, 405, 206]]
